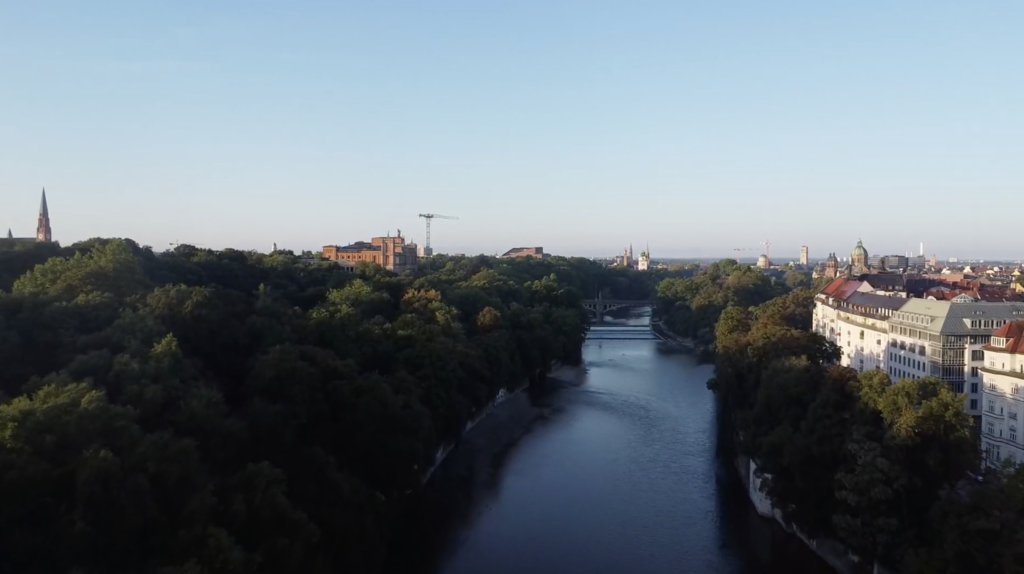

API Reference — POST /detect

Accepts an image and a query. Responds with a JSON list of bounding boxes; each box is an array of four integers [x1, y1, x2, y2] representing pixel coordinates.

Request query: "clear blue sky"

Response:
[[2, 1, 1022, 259]]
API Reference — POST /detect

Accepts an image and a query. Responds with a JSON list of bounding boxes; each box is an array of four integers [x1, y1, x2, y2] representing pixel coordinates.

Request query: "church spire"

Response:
[[36, 188, 52, 242], [6, 228, 11, 239]]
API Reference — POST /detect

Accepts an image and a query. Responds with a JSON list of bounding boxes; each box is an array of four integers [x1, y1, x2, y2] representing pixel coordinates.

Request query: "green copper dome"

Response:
[[852, 239, 868, 257]]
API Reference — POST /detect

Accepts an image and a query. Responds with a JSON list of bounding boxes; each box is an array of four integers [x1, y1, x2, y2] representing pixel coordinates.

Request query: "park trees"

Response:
[[0, 238, 593, 573], [710, 287, 981, 570]]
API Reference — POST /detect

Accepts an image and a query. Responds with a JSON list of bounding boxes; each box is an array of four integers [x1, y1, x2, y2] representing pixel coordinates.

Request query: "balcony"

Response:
[[1010, 412, 1018, 421]]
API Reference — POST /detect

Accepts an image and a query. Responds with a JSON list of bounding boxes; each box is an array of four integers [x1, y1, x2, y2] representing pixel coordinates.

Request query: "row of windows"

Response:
[[985, 421, 1019, 443], [890, 352, 923, 371], [888, 367, 922, 381]]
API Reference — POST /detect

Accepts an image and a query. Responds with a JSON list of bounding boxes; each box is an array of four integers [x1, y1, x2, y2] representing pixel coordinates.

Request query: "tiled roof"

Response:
[[819, 277, 848, 296], [834, 280, 865, 301], [986, 321, 1024, 354]]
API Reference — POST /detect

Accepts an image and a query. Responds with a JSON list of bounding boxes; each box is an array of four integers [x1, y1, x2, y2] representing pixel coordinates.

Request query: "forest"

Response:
[[654, 259, 809, 348], [0, 239, 628, 573], [710, 288, 1024, 573]]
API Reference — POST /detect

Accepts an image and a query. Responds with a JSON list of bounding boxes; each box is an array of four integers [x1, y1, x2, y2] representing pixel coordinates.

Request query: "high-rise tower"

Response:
[[36, 188, 52, 242]]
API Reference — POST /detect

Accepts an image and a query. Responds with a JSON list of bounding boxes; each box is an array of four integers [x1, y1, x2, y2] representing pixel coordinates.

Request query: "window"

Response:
[[1012, 427, 1018, 442], [988, 400, 996, 413], [1014, 385, 1020, 396], [987, 421, 996, 435], [972, 350, 984, 361], [970, 399, 979, 410], [971, 367, 980, 377], [971, 382, 979, 394]]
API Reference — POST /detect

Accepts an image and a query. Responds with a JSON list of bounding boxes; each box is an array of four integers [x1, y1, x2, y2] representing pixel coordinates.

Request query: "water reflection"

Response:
[[389, 310, 830, 574]]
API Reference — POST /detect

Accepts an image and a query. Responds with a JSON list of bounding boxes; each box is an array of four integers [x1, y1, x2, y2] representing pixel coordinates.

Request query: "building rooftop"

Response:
[[845, 292, 908, 311], [890, 299, 1024, 335], [985, 321, 1024, 354]]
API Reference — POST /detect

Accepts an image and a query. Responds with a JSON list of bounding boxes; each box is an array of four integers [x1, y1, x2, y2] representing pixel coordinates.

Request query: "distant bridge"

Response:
[[581, 297, 657, 318]]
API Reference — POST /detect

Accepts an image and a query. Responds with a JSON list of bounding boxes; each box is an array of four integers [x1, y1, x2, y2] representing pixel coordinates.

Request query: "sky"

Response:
[[1, 1, 1022, 260]]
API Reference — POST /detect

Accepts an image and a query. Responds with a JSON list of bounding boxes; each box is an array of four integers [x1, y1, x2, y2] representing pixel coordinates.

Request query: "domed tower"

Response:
[[851, 239, 868, 273]]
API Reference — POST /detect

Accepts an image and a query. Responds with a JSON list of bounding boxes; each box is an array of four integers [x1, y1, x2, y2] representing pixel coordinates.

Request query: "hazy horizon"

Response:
[[3, 2, 1022, 258]]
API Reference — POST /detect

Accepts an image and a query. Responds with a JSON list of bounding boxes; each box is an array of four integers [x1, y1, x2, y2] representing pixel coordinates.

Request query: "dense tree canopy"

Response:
[[708, 284, 1019, 572], [656, 259, 788, 347], [0, 240, 603, 573]]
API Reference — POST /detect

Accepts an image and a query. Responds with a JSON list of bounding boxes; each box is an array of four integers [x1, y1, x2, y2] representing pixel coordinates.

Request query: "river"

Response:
[[389, 310, 832, 574]]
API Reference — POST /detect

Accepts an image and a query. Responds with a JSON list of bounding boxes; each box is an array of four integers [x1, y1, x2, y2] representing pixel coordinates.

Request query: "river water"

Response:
[[391, 311, 831, 574]]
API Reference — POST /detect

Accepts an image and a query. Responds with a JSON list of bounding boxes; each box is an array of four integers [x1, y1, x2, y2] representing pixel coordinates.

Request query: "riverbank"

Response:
[[420, 362, 568, 484], [385, 366, 585, 574], [736, 455, 894, 574], [391, 318, 833, 574]]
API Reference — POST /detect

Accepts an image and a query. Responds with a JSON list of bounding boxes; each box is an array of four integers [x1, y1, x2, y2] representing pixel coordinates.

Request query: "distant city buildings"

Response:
[[322, 231, 419, 273], [612, 244, 653, 271], [3, 189, 52, 244], [799, 246, 809, 266], [501, 247, 549, 259], [814, 243, 1024, 434]]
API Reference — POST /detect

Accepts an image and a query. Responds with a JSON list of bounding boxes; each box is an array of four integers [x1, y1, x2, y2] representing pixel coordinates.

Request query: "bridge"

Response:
[[581, 296, 657, 320]]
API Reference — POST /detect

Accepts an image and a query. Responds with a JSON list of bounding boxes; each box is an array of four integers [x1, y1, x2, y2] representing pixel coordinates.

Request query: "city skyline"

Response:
[[3, 2, 1023, 257]]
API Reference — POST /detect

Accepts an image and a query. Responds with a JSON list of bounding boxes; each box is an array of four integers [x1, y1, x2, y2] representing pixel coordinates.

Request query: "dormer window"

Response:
[[993, 337, 1009, 348]]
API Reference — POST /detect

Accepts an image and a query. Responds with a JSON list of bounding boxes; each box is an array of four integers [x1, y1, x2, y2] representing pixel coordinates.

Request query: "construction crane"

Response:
[[418, 213, 458, 251], [169, 240, 204, 248]]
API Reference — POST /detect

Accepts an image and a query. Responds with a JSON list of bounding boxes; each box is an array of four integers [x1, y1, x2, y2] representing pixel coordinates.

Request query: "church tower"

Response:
[[36, 188, 51, 243], [638, 243, 650, 271], [825, 252, 839, 279]]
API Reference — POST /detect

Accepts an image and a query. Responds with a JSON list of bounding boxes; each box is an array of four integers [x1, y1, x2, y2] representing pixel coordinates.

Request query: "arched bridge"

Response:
[[581, 298, 657, 317]]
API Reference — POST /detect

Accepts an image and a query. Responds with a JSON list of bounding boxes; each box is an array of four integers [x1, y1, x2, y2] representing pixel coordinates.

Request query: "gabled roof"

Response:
[[834, 280, 865, 301], [986, 321, 1024, 354], [819, 277, 848, 296]]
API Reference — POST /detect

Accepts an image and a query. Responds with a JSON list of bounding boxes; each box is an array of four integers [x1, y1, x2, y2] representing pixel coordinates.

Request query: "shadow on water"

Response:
[[388, 307, 833, 574], [385, 372, 577, 574]]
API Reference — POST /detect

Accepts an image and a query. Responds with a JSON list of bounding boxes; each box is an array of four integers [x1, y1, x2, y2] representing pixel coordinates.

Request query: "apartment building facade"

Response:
[[886, 300, 1024, 419], [981, 321, 1024, 468], [813, 278, 905, 373]]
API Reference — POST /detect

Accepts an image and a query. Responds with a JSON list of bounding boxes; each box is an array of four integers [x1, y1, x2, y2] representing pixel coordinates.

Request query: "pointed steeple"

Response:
[[6, 229, 12, 239], [36, 188, 52, 242]]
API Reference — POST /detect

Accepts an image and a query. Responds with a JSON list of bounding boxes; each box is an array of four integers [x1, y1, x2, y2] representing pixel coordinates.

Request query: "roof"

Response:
[[39, 188, 48, 217], [833, 280, 865, 301], [890, 299, 1024, 335], [819, 277, 848, 296], [338, 241, 375, 252], [986, 321, 1024, 354], [501, 247, 544, 257], [845, 292, 908, 311]]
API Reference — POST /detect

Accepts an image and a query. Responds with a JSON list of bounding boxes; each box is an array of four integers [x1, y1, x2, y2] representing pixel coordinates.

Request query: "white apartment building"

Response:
[[981, 321, 1024, 468], [887, 300, 1024, 419], [834, 293, 905, 373], [813, 278, 906, 373]]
